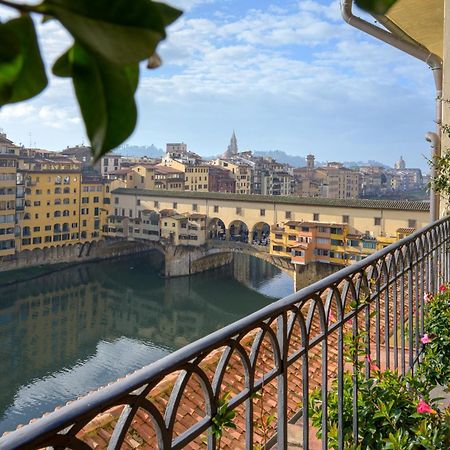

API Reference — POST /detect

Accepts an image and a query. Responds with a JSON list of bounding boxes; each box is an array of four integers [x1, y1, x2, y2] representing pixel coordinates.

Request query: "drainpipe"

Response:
[[426, 132, 441, 221], [341, 0, 443, 222]]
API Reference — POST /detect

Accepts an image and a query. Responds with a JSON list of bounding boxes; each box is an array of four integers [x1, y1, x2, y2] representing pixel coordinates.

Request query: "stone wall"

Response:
[[0, 239, 158, 274], [164, 248, 233, 277], [294, 262, 340, 291]]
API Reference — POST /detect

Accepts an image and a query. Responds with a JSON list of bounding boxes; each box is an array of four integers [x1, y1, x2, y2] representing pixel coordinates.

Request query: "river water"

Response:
[[0, 253, 293, 434]]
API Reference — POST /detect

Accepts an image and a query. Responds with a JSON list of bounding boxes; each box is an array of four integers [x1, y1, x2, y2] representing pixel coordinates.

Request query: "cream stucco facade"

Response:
[[111, 189, 429, 239]]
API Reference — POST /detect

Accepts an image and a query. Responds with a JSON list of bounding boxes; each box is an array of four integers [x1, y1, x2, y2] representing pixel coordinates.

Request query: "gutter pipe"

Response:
[[341, 0, 443, 222], [426, 132, 440, 220]]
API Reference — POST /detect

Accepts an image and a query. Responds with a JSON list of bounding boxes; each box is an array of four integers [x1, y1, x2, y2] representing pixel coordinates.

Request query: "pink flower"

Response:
[[424, 293, 433, 302], [417, 399, 436, 414], [439, 284, 447, 292], [367, 355, 380, 372], [421, 334, 432, 344]]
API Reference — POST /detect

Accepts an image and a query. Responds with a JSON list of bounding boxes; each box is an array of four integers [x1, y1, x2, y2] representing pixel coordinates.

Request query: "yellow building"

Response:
[[17, 157, 82, 251], [128, 164, 156, 190], [211, 160, 252, 194], [79, 177, 111, 241], [0, 155, 17, 257], [12, 155, 111, 252], [185, 165, 210, 192], [160, 211, 206, 246]]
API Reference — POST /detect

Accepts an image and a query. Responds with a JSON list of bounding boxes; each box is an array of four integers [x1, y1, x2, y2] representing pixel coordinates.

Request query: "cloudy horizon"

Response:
[[0, 0, 436, 170]]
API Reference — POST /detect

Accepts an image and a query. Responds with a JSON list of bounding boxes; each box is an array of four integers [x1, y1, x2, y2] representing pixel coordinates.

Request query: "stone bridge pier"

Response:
[[162, 241, 296, 279], [138, 240, 338, 291]]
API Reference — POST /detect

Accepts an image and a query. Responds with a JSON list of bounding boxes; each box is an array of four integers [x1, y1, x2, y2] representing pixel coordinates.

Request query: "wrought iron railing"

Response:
[[1, 217, 449, 449]]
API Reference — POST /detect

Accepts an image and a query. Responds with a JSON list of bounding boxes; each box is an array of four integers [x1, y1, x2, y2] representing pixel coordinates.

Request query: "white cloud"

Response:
[[0, 103, 36, 119], [0, 0, 437, 167]]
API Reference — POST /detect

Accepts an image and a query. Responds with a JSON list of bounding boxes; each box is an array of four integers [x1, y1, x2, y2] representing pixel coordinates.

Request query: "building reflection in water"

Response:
[[0, 253, 293, 433]]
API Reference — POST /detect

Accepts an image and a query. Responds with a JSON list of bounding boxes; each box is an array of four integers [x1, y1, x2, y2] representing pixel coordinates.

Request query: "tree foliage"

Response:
[[0, 0, 181, 160]]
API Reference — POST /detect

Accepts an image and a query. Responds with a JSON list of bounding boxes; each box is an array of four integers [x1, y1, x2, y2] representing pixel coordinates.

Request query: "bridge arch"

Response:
[[208, 217, 226, 240], [251, 222, 270, 246], [228, 220, 249, 243]]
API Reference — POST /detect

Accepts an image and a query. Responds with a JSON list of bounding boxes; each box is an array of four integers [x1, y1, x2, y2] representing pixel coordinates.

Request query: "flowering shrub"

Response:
[[309, 327, 450, 449], [418, 287, 450, 386]]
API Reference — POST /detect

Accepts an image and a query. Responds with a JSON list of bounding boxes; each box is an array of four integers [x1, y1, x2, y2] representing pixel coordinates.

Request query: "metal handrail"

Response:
[[1, 216, 448, 449]]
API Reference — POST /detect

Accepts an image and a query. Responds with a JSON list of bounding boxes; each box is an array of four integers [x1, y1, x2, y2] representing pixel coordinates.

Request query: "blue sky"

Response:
[[0, 0, 436, 169]]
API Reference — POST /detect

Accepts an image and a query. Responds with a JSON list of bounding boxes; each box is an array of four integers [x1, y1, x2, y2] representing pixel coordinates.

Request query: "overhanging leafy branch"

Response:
[[0, 0, 182, 160]]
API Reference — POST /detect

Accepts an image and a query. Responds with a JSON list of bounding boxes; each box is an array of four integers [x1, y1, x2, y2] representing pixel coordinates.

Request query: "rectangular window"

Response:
[[408, 219, 417, 228], [114, 197, 119, 204], [82, 197, 89, 204], [374, 217, 381, 226], [313, 213, 319, 221], [260, 209, 265, 216], [236, 207, 242, 215], [193, 203, 198, 211], [214, 205, 219, 213], [93, 196, 99, 203], [154, 201, 159, 208], [173, 202, 177, 209], [285, 211, 291, 219], [342, 215, 349, 224], [288, 235, 296, 241], [272, 245, 283, 252]]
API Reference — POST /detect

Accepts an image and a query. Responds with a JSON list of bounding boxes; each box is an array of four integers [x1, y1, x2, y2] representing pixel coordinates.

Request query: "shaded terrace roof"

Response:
[[386, 0, 443, 58]]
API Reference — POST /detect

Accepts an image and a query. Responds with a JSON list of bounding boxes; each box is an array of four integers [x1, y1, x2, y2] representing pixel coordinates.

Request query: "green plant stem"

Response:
[[0, 0, 39, 13]]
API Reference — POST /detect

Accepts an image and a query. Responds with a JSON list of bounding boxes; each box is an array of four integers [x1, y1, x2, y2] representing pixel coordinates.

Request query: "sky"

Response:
[[0, 0, 437, 169]]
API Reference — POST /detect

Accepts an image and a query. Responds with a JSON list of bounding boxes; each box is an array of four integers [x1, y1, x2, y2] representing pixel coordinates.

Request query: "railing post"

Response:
[[1, 218, 447, 450], [277, 311, 288, 449]]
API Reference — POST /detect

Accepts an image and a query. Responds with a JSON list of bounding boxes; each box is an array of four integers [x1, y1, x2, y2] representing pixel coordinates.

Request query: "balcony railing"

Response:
[[0, 217, 448, 449]]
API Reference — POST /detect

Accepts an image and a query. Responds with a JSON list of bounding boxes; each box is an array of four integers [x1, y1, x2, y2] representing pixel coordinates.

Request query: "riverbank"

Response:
[[0, 239, 157, 285]]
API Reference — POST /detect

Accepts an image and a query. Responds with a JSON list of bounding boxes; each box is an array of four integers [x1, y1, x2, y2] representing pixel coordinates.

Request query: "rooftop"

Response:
[[112, 188, 430, 211]]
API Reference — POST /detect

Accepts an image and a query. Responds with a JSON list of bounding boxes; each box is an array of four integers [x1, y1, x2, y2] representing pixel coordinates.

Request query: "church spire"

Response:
[[221, 130, 238, 159], [228, 130, 238, 155]]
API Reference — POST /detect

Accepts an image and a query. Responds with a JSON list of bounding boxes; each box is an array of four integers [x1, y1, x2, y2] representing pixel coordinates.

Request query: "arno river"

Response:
[[0, 253, 293, 434]]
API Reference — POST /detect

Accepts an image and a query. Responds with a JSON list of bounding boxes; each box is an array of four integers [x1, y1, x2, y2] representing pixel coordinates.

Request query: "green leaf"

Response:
[[0, 15, 47, 106], [40, 0, 182, 65], [52, 47, 72, 78], [355, 0, 398, 15], [61, 43, 138, 161]]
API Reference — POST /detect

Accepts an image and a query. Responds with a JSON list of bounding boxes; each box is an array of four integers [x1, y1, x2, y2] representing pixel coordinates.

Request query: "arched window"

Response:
[[63, 210, 70, 217], [22, 226, 30, 236], [62, 223, 69, 232], [54, 211, 61, 217], [54, 224, 61, 233]]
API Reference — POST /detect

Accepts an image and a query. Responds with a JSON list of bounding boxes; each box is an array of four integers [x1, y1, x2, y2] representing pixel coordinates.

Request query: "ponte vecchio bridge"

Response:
[[109, 189, 430, 288]]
